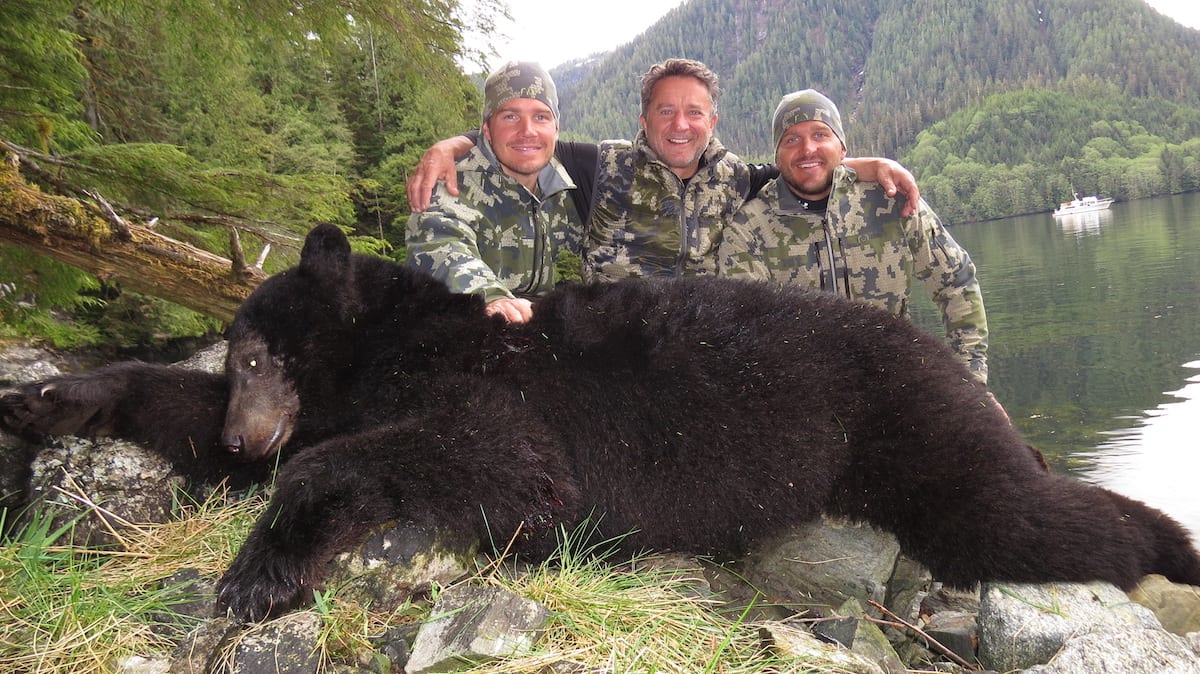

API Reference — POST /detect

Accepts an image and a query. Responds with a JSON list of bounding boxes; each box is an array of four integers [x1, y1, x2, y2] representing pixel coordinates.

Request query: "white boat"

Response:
[[1053, 193, 1114, 217]]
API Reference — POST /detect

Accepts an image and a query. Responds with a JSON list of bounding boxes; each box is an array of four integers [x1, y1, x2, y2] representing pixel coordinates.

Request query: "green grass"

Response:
[[0, 495, 853, 673], [0, 489, 261, 673]]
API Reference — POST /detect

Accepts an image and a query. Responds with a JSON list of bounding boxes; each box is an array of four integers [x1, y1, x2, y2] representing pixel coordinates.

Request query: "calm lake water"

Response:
[[912, 192, 1200, 541]]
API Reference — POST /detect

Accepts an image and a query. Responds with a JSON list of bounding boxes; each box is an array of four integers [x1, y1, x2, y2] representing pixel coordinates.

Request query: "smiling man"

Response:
[[405, 61, 582, 324], [717, 89, 992, 382], [583, 58, 751, 279]]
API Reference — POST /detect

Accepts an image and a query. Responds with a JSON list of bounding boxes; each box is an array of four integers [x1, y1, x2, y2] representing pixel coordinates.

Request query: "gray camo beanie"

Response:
[[771, 89, 845, 150], [482, 61, 559, 126]]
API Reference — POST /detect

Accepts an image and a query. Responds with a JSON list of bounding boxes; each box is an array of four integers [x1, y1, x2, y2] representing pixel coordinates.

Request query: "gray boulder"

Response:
[[978, 581, 1166, 671], [406, 584, 551, 673]]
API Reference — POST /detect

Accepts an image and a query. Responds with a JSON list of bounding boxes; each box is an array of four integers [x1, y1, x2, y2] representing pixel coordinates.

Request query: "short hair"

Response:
[[639, 58, 720, 117]]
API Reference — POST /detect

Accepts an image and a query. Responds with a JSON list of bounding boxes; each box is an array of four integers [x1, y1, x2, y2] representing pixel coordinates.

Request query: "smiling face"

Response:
[[639, 75, 718, 180], [776, 119, 848, 201], [482, 98, 558, 192]]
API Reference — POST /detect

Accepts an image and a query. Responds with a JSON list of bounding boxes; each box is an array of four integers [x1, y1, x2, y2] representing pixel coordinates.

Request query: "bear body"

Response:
[[4, 224, 1199, 621]]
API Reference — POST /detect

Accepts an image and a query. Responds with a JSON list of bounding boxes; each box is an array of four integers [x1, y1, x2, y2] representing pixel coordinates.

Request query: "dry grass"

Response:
[[1, 496, 852, 673], [0, 486, 263, 674], [452, 527, 846, 674]]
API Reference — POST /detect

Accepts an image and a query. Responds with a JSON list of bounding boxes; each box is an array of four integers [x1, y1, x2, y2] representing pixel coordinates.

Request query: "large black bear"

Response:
[[3, 224, 1199, 621]]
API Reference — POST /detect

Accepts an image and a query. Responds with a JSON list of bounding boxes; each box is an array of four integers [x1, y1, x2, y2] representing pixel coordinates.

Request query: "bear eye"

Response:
[[248, 359, 257, 368]]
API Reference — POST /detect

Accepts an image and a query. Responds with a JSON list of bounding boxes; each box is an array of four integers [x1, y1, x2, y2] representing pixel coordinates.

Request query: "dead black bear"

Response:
[[3, 223, 1198, 621]]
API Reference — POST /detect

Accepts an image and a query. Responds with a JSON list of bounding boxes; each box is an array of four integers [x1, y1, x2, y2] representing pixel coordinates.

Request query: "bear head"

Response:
[[219, 224, 365, 460]]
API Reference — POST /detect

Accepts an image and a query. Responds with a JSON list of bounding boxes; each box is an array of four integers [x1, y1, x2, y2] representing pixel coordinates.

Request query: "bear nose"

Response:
[[224, 434, 245, 454]]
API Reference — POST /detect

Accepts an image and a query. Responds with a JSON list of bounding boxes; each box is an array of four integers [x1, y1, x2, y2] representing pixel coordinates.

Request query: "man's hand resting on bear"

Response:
[[487, 297, 534, 324]]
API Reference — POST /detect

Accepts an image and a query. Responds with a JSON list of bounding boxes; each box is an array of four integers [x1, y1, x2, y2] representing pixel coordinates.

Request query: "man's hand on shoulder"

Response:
[[407, 135, 475, 212], [845, 157, 921, 217]]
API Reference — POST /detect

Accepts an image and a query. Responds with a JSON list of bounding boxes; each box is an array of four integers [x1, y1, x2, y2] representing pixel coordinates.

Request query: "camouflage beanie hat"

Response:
[[482, 61, 559, 126], [771, 89, 845, 150]]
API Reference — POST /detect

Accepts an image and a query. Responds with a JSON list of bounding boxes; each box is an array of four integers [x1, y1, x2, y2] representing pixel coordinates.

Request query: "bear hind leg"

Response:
[[876, 476, 1200, 590]]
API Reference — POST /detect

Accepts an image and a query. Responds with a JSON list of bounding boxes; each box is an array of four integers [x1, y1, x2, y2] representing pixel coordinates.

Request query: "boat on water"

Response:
[[1053, 193, 1114, 217]]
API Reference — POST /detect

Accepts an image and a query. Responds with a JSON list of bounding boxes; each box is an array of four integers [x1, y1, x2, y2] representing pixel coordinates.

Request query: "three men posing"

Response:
[[406, 59, 988, 378]]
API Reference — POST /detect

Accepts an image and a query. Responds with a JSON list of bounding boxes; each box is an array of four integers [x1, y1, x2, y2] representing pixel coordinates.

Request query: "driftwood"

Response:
[[0, 158, 266, 322]]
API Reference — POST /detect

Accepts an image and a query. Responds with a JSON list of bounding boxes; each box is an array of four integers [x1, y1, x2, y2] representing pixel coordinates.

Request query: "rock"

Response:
[[1021, 626, 1200, 673], [759, 621, 888, 674], [26, 436, 184, 546], [169, 617, 243, 674], [737, 516, 904, 617], [406, 584, 551, 673], [225, 612, 322, 674], [832, 597, 908, 674], [920, 585, 981, 617], [370, 623, 419, 672], [813, 614, 860, 647], [884, 553, 933, 621], [977, 581, 1162, 671], [327, 522, 478, 613], [116, 654, 171, 674], [151, 568, 219, 640], [922, 610, 978, 665], [0, 345, 64, 384], [174, 342, 227, 373], [1128, 574, 1200, 636]]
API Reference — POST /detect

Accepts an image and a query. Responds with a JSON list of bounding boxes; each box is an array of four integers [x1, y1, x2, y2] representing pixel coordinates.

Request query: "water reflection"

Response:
[[1084, 360, 1200, 539], [1054, 209, 1112, 237], [914, 192, 1200, 542]]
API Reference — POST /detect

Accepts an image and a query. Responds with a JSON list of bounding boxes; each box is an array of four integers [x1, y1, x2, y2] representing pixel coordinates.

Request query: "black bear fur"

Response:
[[3, 224, 1198, 621]]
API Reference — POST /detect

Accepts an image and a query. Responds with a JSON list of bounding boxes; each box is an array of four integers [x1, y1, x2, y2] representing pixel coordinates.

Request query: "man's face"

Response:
[[776, 120, 847, 201], [483, 98, 557, 191], [639, 75, 717, 180]]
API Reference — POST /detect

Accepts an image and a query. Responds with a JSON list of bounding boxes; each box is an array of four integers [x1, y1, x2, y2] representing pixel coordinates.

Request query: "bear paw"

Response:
[[216, 553, 313, 622]]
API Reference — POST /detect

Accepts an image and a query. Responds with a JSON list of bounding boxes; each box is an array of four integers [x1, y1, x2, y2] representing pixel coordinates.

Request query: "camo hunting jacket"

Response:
[[717, 165, 990, 381], [584, 132, 753, 279], [405, 141, 583, 303]]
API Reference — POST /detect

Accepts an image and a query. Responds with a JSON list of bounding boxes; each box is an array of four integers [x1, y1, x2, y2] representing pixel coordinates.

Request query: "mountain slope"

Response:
[[554, 0, 1200, 162]]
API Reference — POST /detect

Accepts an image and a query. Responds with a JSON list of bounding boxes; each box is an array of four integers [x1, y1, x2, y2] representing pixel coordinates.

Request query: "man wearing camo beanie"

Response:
[[771, 89, 845, 151], [406, 61, 583, 324], [481, 60, 560, 127], [718, 88, 994, 387]]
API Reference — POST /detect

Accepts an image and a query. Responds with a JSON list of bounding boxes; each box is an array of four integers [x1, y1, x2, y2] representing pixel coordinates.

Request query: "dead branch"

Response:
[[0, 159, 265, 322]]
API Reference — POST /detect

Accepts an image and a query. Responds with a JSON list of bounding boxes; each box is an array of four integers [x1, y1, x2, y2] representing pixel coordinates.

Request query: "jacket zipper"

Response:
[[519, 195, 545, 296]]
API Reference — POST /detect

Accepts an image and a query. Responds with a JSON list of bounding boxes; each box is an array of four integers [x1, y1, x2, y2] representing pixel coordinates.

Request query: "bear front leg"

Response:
[[1, 361, 232, 483], [216, 479, 350, 621], [216, 418, 577, 621], [1, 362, 225, 440], [214, 433, 401, 621]]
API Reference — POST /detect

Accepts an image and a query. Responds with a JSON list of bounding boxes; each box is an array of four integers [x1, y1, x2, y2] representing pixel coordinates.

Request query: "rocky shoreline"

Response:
[[2, 343, 1199, 673]]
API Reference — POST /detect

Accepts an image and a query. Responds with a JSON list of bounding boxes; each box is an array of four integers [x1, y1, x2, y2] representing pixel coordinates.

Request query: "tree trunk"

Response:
[[0, 162, 265, 323]]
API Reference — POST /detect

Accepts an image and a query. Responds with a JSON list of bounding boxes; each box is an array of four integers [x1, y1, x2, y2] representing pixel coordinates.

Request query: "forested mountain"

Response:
[[553, 0, 1200, 220]]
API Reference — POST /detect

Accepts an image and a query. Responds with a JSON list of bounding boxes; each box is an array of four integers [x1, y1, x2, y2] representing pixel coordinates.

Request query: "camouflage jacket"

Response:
[[405, 140, 583, 303], [717, 165, 990, 381], [584, 132, 753, 279]]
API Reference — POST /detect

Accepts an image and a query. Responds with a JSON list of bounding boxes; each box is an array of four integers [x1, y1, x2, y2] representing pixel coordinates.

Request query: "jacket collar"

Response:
[[770, 163, 857, 214]]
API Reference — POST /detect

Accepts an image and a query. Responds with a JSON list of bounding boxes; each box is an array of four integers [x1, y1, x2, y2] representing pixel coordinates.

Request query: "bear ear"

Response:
[[299, 224, 353, 282]]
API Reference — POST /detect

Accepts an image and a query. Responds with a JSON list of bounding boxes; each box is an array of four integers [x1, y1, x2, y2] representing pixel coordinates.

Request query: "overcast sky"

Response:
[[476, 0, 1200, 70]]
